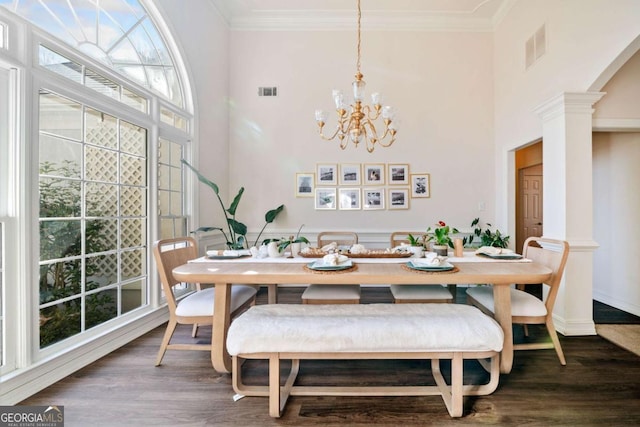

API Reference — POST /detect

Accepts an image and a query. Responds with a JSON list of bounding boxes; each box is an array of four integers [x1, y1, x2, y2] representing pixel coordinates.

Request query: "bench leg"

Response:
[[268, 356, 300, 417], [432, 354, 464, 417]]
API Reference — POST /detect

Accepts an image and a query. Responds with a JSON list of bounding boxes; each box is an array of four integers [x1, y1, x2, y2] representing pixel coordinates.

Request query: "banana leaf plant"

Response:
[[182, 159, 285, 249]]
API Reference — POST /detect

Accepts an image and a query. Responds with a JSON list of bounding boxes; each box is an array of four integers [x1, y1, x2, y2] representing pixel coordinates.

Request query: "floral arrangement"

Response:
[[426, 220, 459, 248]]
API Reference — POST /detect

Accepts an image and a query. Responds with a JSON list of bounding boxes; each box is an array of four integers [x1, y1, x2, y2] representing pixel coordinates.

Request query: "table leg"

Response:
[[492, 285, 513, 374], [267, 284, 278, 304], [211, 282, 232, 373]]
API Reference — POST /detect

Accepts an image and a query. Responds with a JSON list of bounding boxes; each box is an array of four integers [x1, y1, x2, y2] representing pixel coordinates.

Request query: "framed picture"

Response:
[[338, 188, 361, 210], [295, 172, 314, 197], [388, 163, 409, 185], [316, 163, 337, 185], [388, 188, 410, 209], [363, 188, 385, 210], [315, 188, 337, 210], [339, 163, 361, 185], [363, 163, 385, 185], [410, 173, 431, 198]]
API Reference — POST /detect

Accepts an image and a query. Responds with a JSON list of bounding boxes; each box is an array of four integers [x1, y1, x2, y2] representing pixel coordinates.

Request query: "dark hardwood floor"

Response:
[[21, 287, 640, 426]]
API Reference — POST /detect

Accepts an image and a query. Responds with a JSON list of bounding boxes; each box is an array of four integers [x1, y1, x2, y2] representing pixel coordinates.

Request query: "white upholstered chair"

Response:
[[388, 232, 454, 303], [153, 237, 257, 366], [466, 236, 570, 365], [301, 231, 361, 304]]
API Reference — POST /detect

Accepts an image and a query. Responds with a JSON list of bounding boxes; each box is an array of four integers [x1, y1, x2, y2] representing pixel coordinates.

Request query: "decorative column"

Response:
[[533, 92, 605, 336]]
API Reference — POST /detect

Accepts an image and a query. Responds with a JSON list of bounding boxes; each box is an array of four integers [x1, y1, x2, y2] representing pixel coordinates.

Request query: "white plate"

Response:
[[408, 260, 454, 271], [309, 259, 353, 270]]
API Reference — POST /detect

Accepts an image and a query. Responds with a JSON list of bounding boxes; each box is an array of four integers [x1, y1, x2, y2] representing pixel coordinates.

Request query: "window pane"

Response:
[[39, 135, 82, 178], [40, 91, 82, 140], [120, 153, 145, 186], [86, 253, 117, 289], [85, 288, 118, 329], [39, 220, 81, 260], [86, 146, 118, 183], [122, 279, 144, 314], [120, 248, 145, 280], [85, 68, 119, 100], [39, 178, 81, 218], [121, 218, 145, 248], [86, 182, 118, 217], [120, 120, 146, 156], [85, 108, 117, 149], [122, 88, 147, 113], [120, 185, 145, 217], [39, 46, 83, 84], [86, 219, 117, 253], [40, 299, 82, 348], [39, 261, 83, 304]]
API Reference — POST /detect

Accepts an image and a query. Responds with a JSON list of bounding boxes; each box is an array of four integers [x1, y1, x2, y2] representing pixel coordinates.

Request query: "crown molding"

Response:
[[228, 10, 495, 32]]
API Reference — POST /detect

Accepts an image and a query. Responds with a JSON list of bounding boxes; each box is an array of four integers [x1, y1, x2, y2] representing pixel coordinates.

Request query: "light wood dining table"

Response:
[[172, 257, 552, 375]]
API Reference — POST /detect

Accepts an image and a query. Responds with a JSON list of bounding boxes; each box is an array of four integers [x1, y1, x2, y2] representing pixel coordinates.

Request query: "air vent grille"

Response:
[[525, 25, 546, 69], [258, 86, 278, 96]]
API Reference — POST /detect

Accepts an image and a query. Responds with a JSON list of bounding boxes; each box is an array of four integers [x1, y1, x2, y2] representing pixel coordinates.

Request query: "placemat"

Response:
[[303, 264, 358, 274], [401, 264, 460, 274]]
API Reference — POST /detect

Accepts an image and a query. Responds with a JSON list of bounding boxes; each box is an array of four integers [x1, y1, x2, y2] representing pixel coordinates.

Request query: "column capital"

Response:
[[534, 92, 606, 122]]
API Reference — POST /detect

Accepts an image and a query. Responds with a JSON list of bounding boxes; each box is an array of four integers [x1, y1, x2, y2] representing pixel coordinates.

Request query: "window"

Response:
[[158, 138, 186, 240], [38, 91, 148, 348], [0, 20, 6, 49], [1, 0, 183, 107]]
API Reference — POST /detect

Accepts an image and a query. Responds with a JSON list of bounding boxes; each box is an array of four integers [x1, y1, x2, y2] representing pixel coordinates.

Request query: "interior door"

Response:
[[517, 164, 543, 251]]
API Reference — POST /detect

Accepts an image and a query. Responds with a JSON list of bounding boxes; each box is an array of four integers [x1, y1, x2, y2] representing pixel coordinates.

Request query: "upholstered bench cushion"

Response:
[[227, 303, 503, 354], [466, 286, 547, 317], [390, 284, 453, 300], [175, 285, 257, 317]]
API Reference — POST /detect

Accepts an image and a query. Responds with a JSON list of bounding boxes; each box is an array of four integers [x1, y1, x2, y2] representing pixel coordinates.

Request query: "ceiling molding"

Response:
[[208, 0, 513, 32]]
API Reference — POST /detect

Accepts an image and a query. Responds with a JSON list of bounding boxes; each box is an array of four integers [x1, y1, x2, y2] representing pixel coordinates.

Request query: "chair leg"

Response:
[[192, 324, 199, 338], [545, 318, 566, 366], [523, 324, 529, 337], [155, 319, 178, 366]]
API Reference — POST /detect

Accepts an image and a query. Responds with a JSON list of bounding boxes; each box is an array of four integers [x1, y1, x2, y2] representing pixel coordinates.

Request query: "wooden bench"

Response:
[[226, 303, 504, 418]]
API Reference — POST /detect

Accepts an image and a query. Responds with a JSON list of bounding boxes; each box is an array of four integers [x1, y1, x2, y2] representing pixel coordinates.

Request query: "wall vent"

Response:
[[525, 24, 546, 69], [258, 86, 278, 96]]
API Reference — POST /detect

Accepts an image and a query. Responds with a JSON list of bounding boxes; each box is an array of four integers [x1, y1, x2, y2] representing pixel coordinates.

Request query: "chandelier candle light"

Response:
[[315, 0, 397, 153]]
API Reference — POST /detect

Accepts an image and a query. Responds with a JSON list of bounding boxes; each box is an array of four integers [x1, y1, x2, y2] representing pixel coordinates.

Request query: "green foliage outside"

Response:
[[39, 161, 117, 348]]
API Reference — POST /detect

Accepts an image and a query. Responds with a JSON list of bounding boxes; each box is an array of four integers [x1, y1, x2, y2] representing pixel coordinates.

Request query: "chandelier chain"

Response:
[[356, 0, 361, 75]]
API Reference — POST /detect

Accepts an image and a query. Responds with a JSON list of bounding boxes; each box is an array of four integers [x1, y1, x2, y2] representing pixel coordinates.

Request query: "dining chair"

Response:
[[153, 236, 258, 366], [466, 236, 570, 365], [388, 231, 454, 303], [301, 231, 361, 304]]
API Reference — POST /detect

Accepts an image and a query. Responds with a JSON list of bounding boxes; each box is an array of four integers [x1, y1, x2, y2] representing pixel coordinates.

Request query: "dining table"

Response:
[[171, 253, 552, 375]]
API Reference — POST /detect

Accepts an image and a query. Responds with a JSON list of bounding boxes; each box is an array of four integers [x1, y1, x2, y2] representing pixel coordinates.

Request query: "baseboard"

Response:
[[0, 309, 169, 405], [593, 290, 640, 317], [553, 314, 597, 336]]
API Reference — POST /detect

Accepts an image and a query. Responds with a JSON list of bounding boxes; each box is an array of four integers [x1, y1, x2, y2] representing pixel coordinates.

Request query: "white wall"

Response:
[[155, 0, 230, 229], [228, 30, 495, 238], [593, 132, 640, 316]]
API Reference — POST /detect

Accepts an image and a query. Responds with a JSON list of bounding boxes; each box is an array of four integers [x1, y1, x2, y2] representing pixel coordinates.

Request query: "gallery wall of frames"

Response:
[[295, 164, 430, 211]]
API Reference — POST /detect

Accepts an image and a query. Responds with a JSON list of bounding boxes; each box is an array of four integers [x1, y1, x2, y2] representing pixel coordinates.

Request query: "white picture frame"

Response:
[[339, 163, 361, 185], [316, 163, 337, 185], [388, 188, 410, 210], [338, 188, 361, 210], [295, 172, 314, 197], [363, 163, 385, 185], [388, 163, 409, 185], [411, 173, 430, 198], [315, 188, 337, 210], [363, 188, 385, 210]]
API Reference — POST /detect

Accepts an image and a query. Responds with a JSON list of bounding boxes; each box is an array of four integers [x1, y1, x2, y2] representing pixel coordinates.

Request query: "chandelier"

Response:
[[314, 0, 397, 153]]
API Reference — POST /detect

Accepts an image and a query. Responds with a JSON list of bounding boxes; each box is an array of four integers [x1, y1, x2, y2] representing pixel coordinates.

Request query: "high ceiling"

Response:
[[209, 0, 513, 31]]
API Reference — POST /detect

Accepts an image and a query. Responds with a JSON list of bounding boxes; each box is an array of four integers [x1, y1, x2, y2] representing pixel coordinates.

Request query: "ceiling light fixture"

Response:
[[314, 0, 397, 153]]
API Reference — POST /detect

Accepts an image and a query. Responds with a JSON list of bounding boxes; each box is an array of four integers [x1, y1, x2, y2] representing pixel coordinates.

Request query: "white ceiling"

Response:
[[209, 0, 515, 31]]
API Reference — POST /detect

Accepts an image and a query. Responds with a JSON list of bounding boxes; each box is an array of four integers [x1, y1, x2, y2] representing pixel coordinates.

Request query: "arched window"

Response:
[[0, 0, 184, 106]]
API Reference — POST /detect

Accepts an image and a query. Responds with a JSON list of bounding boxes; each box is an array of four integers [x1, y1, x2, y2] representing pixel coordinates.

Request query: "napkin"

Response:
[[349, 244, 367, 254], [412, 253, 446, 266], [322, 254, 349, 266], [475, 246, 513, 255]]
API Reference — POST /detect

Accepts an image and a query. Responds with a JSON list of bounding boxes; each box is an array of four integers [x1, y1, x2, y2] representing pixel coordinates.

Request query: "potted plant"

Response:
[[426, 221, 459, 256], [278, 224, 310, 257], [406, 233, 426, 257], [182, 159, 284, 249], [465, 218, 510, 249]]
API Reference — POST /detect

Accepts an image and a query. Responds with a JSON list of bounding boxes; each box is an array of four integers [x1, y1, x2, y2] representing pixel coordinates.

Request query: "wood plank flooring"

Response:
[[21, 287, 640, 426]]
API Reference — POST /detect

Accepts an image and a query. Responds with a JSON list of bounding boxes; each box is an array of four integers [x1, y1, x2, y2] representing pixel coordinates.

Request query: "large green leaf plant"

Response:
[[182, 159, 285, 249]]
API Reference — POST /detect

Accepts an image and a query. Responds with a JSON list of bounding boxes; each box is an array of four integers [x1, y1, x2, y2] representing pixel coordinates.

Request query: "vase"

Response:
[[432, 244, 448, 257], [267, 241, 282, 258], [290, 242, 301, 257], [407, 246, 424, 258]]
